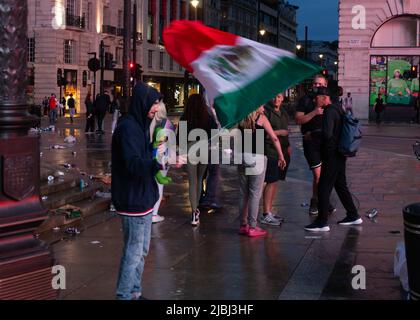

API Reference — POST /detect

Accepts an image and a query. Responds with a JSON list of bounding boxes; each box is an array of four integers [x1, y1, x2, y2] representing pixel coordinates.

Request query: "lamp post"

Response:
[[0, 0, 57, 300], [334, 61, 338, 81], [259, 28, 266, 43], [191, 0, 199, 21], [319, 54, 324, 67]]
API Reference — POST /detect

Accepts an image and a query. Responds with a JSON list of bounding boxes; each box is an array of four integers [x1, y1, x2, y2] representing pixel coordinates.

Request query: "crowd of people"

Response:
[[110, 75, 363, 300], [41, 91, 121, 134]]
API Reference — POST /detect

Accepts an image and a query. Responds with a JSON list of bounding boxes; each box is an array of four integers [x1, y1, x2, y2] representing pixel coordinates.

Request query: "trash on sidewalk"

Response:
[[54, 171, 65, 177], [47, 175, 55, 182], [62, 163, 76, 169], [301, 203, 309, 207], [41, 196, 48, 201], [110, 204, 116, 212], [65, 227, 81, 235], [90, 241, 101, 245], [72, 151, 77, 156], [64, 135, 76, 143], [394, 242, 409, 292], [95, 190, 111, 199], [55, 205, 83, 220], [90, 173, 112, 185], [51, 144, 67, 150], [80, 179, 88, 190], [366, 208, 378, 220], [53, 227, 60, 232]]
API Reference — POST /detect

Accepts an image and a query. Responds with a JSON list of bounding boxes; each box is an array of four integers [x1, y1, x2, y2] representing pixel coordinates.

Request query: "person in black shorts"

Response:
[[261, 93, 291, 226], [295, 75, 335, 216]]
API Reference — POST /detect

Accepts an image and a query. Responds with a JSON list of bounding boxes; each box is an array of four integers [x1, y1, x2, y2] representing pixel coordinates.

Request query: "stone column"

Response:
[[0, 0, 57, 300]]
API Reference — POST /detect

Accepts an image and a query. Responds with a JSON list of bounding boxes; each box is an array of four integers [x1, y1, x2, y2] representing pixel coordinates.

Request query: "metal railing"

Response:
[[66, 13, 86, 29], [102, 25, 117, 35]]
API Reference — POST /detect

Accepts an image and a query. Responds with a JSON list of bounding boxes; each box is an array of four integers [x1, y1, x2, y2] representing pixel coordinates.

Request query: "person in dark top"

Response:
[[295, 75, 335, 216], [304, 87, 362, 232], [112, 82, 163, 300], [374, 93, 385, 124], [95, 91, 111, 134], [61, 97, 66, 116], [67, 94, 76, 123], [84, 93, 95, 133], [261, 93, 291, 226]]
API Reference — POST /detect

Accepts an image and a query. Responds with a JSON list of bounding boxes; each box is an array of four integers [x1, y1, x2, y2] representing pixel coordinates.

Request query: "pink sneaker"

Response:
[[247, 226, 267, 237], [239, 225, 249, 235]]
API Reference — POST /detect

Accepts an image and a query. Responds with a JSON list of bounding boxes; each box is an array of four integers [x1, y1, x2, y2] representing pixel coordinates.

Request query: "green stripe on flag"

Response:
[[214, 57, 322, 128]]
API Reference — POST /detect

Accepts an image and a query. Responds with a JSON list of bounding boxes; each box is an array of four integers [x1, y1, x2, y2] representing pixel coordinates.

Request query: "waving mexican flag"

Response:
[[163, 20, 321, 128]]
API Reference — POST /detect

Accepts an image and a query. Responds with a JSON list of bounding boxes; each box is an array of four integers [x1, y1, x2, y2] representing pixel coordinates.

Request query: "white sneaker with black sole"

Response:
[[337, 216, 363, 226]]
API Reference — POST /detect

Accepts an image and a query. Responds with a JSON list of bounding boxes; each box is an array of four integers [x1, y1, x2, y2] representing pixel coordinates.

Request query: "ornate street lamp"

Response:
[[0, 0, 57, 299]]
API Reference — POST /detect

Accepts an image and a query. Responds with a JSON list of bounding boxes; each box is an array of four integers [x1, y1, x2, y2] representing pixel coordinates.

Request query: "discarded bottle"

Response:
[[80, 179, 86, 190], [366, 208, 378, 219]]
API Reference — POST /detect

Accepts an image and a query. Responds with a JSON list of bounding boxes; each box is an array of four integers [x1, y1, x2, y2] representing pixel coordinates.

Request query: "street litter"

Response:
[[41, 196, 48, 201], [55, 171, 65, 177], [47, 175, 55, 182], [72, 151, 77, 156], [366, 208, 378, 219], [55, 205, 82, 220], [90, 241, 101, 245], [110, 204, 116, 212], [64, 135, 76, 143], [394, 242, 409, 292], [90, 174, 112, 185], [51, 145, 67, 149], [95, 191, 111, 199], [53, 227, 60, 232], [65, 227, 80, 235], [301, 203, 309, 207], [80, 179, 87, 190]]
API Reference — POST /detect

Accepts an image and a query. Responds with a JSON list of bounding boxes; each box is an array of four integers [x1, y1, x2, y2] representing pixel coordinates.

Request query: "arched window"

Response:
[[372, 15, 419, 47]]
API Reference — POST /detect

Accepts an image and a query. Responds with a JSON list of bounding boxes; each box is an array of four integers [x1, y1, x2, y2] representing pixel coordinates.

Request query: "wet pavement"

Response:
[[36, 114, 420, 300]]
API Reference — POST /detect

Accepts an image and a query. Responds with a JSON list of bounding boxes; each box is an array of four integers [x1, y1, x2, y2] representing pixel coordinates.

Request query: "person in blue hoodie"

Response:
[[112, 82, 163, 300]]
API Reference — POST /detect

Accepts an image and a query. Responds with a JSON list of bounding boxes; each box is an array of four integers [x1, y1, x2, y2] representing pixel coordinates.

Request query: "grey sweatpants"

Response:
[[186, 162, 208, 212]]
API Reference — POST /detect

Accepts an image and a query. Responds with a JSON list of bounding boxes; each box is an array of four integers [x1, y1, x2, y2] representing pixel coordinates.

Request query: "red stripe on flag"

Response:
[[163, 20, 237, 72]]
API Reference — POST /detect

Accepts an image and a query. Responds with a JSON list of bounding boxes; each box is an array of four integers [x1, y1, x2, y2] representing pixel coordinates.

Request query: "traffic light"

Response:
[[134, 63, 143, 80], [129, 61, 135, 81], [411, 65, 418, 79]]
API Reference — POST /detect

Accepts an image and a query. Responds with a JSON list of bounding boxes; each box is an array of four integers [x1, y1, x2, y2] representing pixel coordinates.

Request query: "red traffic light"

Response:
[[129, 62, 134, 69]]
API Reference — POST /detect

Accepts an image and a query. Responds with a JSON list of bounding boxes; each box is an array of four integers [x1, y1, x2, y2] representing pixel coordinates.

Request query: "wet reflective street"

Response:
[[37, 116, 417, 300]]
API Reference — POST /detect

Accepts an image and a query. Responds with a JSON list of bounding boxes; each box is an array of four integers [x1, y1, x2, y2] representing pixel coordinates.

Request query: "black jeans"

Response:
[[97, 113, 105, 132], [317, 153, 358, 224], [85, 115, 95, 132]]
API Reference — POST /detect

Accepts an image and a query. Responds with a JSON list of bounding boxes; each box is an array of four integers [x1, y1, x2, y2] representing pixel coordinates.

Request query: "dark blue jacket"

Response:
[[111, 83, 162, 214]]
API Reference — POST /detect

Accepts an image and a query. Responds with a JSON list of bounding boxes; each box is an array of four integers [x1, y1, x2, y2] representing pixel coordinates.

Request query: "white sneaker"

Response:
[[260, 213, 281, 226], [152, 215, 165, 224], [191, 209, 200, 226]]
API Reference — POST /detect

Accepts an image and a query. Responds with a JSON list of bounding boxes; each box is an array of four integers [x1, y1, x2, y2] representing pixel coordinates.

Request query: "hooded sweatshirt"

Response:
[[111, 82, 162, 216]]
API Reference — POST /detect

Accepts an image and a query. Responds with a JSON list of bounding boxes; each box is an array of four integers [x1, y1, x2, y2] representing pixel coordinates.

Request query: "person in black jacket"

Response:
[[95, 91, 111, 134], [84, 93, 95, 133], [304, 87, 362, 232], [112, 82, 163, 300]]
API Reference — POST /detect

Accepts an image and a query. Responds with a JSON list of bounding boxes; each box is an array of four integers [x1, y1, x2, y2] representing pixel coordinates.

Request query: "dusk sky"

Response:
[[291, 0, 339, 41]]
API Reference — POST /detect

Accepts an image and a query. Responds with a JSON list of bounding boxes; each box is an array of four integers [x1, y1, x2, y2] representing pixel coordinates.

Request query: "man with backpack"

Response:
[[304, 86, 362, 232], [67, 94, 76, 123]]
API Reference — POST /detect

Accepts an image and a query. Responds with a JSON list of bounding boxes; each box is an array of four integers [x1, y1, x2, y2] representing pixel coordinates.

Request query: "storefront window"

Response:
[[369, 55, 419, 121], [372, 16, 419, 47]]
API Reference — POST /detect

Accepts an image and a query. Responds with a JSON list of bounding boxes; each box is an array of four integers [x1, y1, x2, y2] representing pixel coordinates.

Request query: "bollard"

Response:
[[403, 203, 420, 300]]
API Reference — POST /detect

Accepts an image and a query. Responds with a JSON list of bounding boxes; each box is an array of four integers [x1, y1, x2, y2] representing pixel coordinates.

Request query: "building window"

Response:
[[87, 2, 92, 31], [66, 0, 76, 17], [116, 47, 123, 65], [118, 10, 123, 28], [372, 16, 420, 48], [64, 39, 76, 64], [148, 50, 154, 68], [170, 57, 174, 71], [160, 52, 164, 70], [28, 38, 35, 62], [179, 63, 183, 72]]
